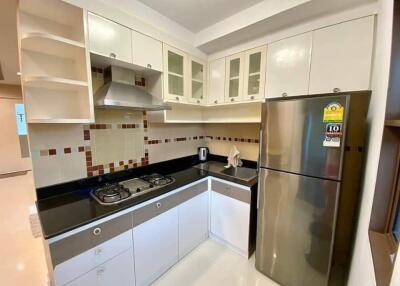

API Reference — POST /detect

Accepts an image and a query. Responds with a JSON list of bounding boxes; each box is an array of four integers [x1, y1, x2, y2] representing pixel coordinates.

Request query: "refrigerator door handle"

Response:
[[257, 128, 263, 209]]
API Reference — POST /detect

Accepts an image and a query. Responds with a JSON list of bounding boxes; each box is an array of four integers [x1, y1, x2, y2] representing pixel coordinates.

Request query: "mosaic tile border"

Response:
[[205, 136, 259, 143], [39, 146, 87, 156], [145, 136, 205, 145]]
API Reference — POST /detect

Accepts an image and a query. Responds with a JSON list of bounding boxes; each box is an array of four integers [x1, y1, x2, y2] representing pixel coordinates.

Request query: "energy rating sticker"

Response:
[[323, 123, 342, 148], [323, 102, 344, 122]]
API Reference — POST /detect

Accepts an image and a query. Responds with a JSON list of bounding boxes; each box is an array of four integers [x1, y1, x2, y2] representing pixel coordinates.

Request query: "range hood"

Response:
[[94, 66, 171, 111]]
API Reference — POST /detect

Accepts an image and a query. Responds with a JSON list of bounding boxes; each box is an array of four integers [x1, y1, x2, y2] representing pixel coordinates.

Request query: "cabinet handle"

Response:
[[93, 227, 102, 236], [147, 64, 152, 69], [197, 100, 200, 104], [333, 88, 341, 93], [282, 92, 288, 97], [231, 98, 235, 102], [94, 248, 103, 255], [97, 267, 105, 276], [200, 96, 203, 99], [109, 53, 116, 59], [214, 100, 218, 104], [175, 96, 180, 101], [250, 96, 255, 100], [156, 202, 162, 208]]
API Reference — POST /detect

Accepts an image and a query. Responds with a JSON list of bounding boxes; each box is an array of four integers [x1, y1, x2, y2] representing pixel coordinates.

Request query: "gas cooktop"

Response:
[[90, 173, 175, 205]]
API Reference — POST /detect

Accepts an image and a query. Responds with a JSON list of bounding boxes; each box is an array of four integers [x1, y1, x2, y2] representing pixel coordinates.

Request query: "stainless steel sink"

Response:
[[194, 161, 258, 182], [220, 166, 257, 181]]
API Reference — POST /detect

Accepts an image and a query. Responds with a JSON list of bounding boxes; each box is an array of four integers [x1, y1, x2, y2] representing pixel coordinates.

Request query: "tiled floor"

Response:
[[0, 172, 48, 286], [154, 239, 280, 286]]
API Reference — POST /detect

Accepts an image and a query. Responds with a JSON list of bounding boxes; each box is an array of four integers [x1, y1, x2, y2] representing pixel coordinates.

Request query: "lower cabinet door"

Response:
[[66, 249, 135, 286], [133, 207, 179, 286], [178, 191, 209, 258], [210, 190, 250, 254]]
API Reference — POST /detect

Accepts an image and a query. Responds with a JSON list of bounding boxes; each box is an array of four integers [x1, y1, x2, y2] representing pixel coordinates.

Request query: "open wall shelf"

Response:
[[23, 76, 88, 91], [18, 0, 94, 124]]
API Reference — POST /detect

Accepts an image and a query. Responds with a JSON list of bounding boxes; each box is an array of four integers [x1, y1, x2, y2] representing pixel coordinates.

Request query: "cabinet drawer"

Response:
[[211, 180, 250, 204], [65, 249, 135, 286], [51, 212, 132, 286], [132, 180, 208, 227]]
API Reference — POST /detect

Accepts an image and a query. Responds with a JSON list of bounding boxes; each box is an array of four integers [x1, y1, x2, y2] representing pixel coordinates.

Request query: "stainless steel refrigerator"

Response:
[[255, 92, 370, 286]]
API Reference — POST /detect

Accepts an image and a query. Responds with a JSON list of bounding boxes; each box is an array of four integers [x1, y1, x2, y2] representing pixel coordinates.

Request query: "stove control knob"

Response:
[[93, 227, 102, 236], [156, 202, 162, 209], [136, 188, 141, 193]]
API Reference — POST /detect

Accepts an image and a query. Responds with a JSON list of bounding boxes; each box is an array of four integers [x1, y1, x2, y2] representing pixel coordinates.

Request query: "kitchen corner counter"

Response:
[[36, 156, 258, 240]]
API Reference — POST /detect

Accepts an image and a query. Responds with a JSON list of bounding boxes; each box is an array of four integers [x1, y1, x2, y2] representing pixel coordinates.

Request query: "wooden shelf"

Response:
[[385, 119, 400, 127], [23, 76, 88, 91], [27, 118, 92, 124], [21, 32, 85, 59]]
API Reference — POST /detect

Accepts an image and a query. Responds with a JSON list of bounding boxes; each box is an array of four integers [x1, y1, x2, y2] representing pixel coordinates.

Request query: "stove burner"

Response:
[[91, 173, 175, 205], [93, 183, 131, 204], [141, 174, 174, 186]]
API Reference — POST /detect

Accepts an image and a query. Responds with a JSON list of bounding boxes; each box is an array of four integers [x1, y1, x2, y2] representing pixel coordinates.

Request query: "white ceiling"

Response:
[[136, 0, 264, 32], [0, 0, 20, 85]]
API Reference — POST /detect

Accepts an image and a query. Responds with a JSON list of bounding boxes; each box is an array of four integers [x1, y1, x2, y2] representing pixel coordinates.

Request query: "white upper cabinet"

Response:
[[225, 53, 244, 103], [208, 58, 226, 105], [243, 46, 267, 101], [88, 13, 132, 63], [265, 32, 312, 98], [309, 16, 374, 94], [188, 57, 207, 104], [163, 44, 187, 102], [131, 31, 162, 72]]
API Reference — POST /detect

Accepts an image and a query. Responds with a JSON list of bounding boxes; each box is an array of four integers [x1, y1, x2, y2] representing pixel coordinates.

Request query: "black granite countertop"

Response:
[[36, 155, 258, 240]]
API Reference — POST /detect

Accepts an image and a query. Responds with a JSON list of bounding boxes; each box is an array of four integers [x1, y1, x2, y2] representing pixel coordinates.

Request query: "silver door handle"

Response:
[[109, 53, 116, 59]]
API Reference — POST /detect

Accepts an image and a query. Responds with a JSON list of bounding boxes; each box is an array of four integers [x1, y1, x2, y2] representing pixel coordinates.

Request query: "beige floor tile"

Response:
[[154, 239, 280, 286], [0, 172, 48, 286]]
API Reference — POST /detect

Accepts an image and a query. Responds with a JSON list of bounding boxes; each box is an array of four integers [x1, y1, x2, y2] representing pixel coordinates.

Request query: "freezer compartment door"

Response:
[[260, 95, 348, 180], [255, 168, 339, 286]]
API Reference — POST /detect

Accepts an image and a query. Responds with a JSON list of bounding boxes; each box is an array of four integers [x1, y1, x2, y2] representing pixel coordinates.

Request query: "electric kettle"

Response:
[[198, 147, 209, 162]]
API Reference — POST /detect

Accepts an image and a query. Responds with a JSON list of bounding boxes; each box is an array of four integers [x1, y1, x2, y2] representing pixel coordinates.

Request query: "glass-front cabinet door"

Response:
[[225, 53, 244, 103], [188, 58, 206, 104], [243, 46, 266, 101], [163, 45, 186, 102]]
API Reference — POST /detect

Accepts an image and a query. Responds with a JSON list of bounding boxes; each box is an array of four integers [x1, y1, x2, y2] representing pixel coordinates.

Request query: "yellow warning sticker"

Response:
[[323, 102, 344, 122]]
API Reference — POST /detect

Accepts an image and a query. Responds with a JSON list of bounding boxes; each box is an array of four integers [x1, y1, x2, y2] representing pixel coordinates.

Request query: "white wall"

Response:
[[348, 0, 394, 285]]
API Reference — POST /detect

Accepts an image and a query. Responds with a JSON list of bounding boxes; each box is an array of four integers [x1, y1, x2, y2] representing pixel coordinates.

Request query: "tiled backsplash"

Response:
[[29, 120, 260, 188]]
